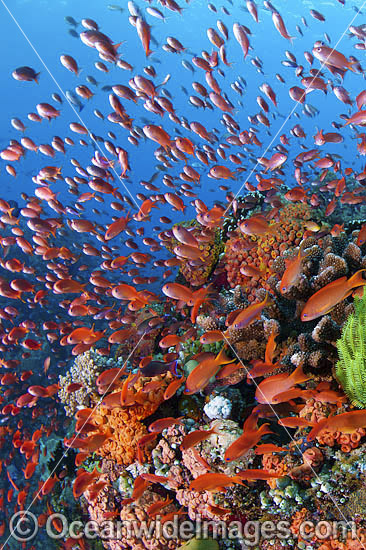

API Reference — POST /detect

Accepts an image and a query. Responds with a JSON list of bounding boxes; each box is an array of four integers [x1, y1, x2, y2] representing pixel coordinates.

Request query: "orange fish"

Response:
[[280, 242, 311, 294], [255, 364, 311, 405], [272, 11, 294, 42], [278, 417, 314, 430], [147, 496, 173, 518], [180, 424, 219, 451], [357, 224, 366, 246], [136, 18, 153, 57], [143, 125, 172, 151], [301, 269, 366, 321], [163, 377, 186, 401], [224, 423, 272, 462], [105, 211, 132, 240], [162, 282, 193, 303], [184, 347, 234, 394], [73, 467, 100, 498], [254, 444, 288, 454], [308, 410, 366, 441], [200, 330, 224, 344], [239, 216, 279, 237], [227, 292, 271, 330], [188, 472, 245, 492], [284, 187, 307, 203], [313, 45, 357, 72], [237, 468, 283, 480], [148, 416, 184, 433]]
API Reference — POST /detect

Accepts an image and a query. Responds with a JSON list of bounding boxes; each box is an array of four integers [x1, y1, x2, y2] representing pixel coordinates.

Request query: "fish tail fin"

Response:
[[258, 423, 273, 436], [233, 475, 247, 486], [290, 364, 311, 385], [307, 417, 327, 441], [210, 423, 220, 435], [347, 60, 359, 73], [168, 359, 180, 376], [262, 290, 273, 308], [35, 73, 41, 84], [348, 268, 366, 289], [215, 345, 232, 365]]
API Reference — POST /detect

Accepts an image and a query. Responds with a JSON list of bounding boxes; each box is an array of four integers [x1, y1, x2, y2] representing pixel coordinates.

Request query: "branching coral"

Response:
[[58, 349, 109, 416]]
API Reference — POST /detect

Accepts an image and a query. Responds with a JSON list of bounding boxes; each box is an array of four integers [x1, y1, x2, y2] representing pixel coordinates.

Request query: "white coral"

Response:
[[204, 395, 232, 419]]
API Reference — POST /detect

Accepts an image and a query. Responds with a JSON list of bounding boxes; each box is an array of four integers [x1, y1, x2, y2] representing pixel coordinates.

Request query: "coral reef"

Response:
[[58, 349, 111, 416], [94, 371, 174, 465], [60, 198, 366, 550], [163, 221, 223, 287], [223, 202, 312, 298]]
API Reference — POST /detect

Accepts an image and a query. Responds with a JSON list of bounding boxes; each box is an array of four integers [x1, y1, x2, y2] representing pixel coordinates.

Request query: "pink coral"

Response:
[[175, 488, 230, 522]]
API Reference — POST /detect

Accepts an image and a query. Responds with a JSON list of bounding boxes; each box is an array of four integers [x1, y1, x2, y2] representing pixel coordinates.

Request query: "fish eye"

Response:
[[303, 313, 307, 318]]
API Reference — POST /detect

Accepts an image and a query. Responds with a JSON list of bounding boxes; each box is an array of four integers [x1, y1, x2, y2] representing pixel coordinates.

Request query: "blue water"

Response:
[[0, 0, 363, 220]]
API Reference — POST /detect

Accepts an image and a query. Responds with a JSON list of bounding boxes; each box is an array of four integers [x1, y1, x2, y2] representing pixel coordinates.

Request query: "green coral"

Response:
[[335, 289, 366, 408]]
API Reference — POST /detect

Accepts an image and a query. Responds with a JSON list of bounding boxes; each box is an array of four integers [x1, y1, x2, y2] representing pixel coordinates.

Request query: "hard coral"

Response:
[[288, 447, 323, 482], [119, 490, 184, 550], [58, 349, 105, 417], [317, 428, 366, 453], [262, 453, 288, 489], [96, 372, 173, 465], [97, 405, 148, 466], [224, 202, 311, 298], [164, 220, 222, 287]]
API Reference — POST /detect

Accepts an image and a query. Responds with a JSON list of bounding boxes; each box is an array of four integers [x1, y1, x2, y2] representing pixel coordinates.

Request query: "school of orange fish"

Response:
[[2, 0, 366, 547]]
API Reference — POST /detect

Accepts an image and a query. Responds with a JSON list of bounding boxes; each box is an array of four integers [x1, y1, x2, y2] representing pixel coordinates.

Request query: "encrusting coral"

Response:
[[95, 372, 174, 465], [62, 194, 366, 550]]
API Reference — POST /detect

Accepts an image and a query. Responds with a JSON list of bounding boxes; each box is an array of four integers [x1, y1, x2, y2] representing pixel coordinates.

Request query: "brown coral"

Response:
[[196, 314, 218, 331]]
